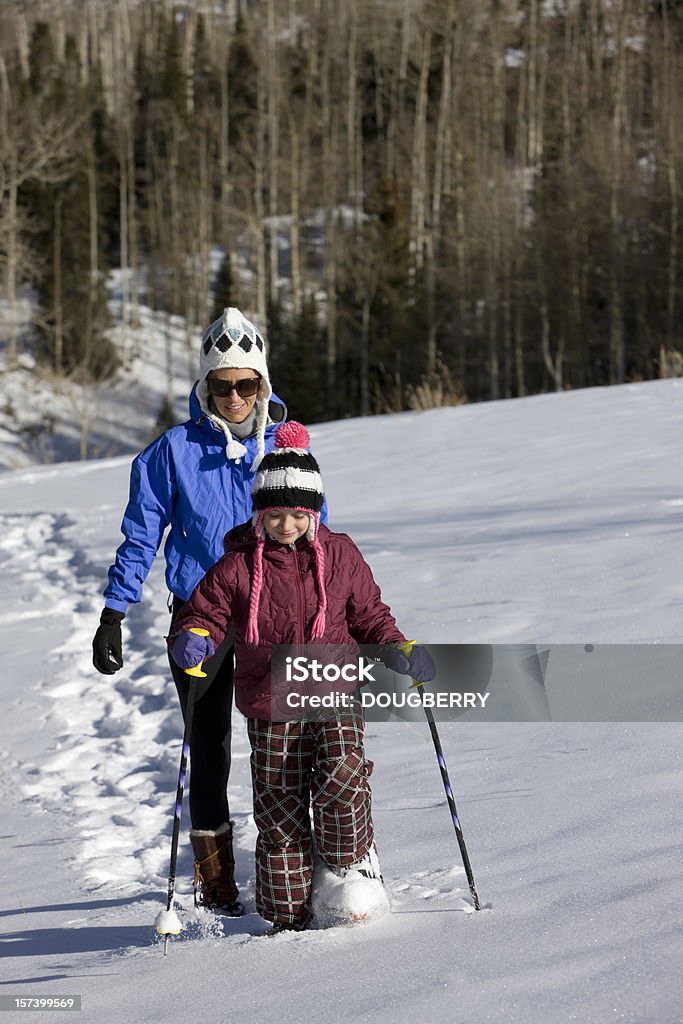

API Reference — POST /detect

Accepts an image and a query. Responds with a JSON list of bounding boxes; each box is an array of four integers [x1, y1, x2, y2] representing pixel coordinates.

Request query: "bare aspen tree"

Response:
[[607, 0, 629, 384], [451, 19, 469, 386], [118, 121, 131, 334], [98, 10, 115, 116], [266, 0, 280, 306], [425, 2, 456, 377], [350, 234, 380, 418], [659, 2, 679, 353], [14, 5, 30, 80], [198, 120, 212, 331], [2, 142, 20, 370], [182, 7, 196, 117], [85, 134, 99, 370], [53, 0, 66, 64], [345, 2, 361, 224], [387, 0, 413, 181], [300, 0, 321, 182], [321, 21, 340, 394], [255, 66, 268, 323], [118, 0, 139, 314], [287, 108, 303, 317], [219, 39, 232, 243], [1, 107, 79, 368], [52, 193, 63, 374], [485, 3, 510, 399], [561, 5, 577, 371], [409, 26, 431, 277], [77, 7, 89, 86], [524, 0, 563, 389]]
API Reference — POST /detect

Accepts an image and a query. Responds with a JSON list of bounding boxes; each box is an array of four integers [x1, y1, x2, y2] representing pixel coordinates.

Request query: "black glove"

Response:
[[92, 608, 125, 674], [383, 643, 436, 683]]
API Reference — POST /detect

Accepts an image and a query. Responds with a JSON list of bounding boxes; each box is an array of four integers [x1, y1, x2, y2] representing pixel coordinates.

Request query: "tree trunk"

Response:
[[289, 113, 302, 317], [255, 72, 267, 324], [360, 295, 371, 417], [322, 39, 339, 398], [198, 121, 211, 331], [267, 0, 279, 306], [346, 7, 360, 222], [219, 55, 231, 242], [118, 124, 130, 332], [410, 28, 431, 276], [6, 162, 19, 369], [84, 135, 99, 376], [53, 194, 63, 375], [608, 0, 628, 384]]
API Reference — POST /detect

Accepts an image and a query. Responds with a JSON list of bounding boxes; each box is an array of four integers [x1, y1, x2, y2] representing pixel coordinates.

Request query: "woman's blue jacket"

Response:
[[104, 385, 326, 613]]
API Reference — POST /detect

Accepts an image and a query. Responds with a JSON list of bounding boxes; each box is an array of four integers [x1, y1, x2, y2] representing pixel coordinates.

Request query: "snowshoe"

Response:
[[311, 844, 390, 927], [264, 921, 309, 937]]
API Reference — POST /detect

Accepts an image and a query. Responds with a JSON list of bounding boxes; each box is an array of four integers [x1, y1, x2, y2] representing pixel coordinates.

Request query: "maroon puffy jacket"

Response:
[[172, 522, 405, 718]]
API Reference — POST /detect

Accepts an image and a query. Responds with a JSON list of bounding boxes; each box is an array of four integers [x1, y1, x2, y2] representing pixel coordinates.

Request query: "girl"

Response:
[[170, 421, 435, 931]]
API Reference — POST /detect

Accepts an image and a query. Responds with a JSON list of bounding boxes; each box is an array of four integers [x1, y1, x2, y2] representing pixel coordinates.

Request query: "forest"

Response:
[[1, 0, 683, 425]]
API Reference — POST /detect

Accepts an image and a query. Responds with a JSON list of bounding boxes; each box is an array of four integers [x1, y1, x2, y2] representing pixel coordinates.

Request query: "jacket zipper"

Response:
[[290, 544, 306, 644]]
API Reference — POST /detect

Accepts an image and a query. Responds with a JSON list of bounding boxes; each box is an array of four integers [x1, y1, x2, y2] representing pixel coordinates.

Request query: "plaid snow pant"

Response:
[[248, 710, 374, 929]]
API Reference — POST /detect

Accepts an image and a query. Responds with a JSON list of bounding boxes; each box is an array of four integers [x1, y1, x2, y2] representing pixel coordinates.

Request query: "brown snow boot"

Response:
[[190, 822, 244, 916]]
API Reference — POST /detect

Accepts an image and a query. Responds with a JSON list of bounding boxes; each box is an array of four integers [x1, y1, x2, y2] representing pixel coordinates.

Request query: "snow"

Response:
[[0, 377, 681, 1023], [153, 909, 182, 937]]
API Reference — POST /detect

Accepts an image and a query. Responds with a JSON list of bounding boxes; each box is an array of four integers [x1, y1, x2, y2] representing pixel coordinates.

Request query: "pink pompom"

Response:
[[275, 421, 310, 449]]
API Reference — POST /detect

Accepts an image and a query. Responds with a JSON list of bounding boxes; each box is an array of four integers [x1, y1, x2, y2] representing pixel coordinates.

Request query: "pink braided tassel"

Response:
[[246, 536, 264, 646], [310, 536, 327, 641]]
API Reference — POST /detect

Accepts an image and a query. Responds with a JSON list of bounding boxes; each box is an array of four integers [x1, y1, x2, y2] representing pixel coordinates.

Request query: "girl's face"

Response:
[[263, 510, 310, 545], [206, 367, 261, 423]]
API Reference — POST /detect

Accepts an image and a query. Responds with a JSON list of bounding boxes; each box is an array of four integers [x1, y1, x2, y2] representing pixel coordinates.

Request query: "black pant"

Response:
[[168, 597, 235, 830]]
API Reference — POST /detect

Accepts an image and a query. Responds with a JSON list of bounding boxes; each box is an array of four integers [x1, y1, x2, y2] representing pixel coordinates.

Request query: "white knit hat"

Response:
[[196, 307, 272, 465]]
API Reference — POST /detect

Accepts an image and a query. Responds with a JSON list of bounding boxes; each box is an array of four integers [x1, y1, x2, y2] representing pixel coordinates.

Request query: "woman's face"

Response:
[[263, 510, 311, 545], [206, 368, 261, 423]]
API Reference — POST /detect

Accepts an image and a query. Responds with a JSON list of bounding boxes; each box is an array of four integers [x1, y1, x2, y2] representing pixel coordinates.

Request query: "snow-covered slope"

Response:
[[0, 303, 196, 469], [0, 379, 681, 1024]]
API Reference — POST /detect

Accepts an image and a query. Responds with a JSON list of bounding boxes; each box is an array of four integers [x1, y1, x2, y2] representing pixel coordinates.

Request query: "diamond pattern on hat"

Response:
[[202, 313, 265, 357]]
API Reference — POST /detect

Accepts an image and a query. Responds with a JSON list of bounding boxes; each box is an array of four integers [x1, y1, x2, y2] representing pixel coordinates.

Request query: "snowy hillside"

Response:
[[0, 300, 197, 469], [0, 379, 681, 1023]]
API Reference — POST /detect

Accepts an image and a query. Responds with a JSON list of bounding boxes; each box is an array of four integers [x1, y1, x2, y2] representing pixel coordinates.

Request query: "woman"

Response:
[[92, 307, 325, 914]]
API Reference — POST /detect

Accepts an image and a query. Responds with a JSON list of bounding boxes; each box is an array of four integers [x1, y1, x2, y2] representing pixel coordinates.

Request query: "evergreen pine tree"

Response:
[[210, 252, 241, 321]]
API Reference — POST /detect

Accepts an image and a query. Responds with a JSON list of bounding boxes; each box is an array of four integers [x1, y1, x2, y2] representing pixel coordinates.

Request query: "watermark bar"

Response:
[[269, 644, 683, 723]]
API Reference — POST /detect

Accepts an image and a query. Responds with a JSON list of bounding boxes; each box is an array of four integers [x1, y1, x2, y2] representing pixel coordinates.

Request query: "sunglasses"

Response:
[[207, 377, 261, 399]]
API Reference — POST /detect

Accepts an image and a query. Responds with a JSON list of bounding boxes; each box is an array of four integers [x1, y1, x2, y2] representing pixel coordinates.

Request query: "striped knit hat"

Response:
[[246, 422, 326, 645]]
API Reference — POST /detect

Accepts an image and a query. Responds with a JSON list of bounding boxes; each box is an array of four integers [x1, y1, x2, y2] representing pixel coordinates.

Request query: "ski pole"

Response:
[[398, 640, 482, 911], [155, 628, 210, 954]]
